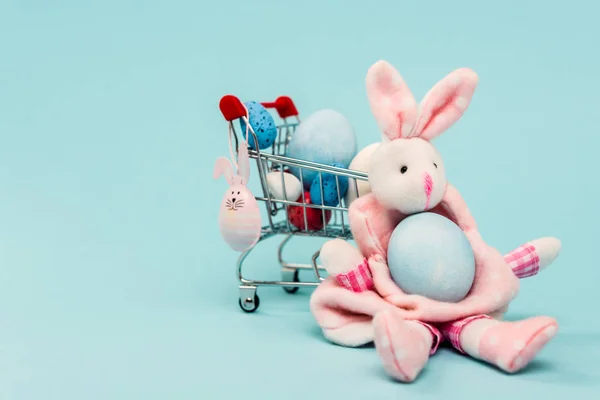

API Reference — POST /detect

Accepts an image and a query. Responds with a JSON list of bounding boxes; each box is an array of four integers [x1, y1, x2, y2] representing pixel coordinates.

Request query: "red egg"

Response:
[[288, 191, 332, 231]]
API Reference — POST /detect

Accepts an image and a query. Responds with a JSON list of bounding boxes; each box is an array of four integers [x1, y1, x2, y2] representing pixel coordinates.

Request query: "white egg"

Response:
[[266, 171, 302, 201], [345, 142, 380, 206]]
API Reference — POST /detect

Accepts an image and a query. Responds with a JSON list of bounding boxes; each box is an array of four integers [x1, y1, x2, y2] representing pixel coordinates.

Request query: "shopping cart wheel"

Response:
[[239, 286, 260, 313], [282, 267, 300, 294], [238, 296, 260, 313]]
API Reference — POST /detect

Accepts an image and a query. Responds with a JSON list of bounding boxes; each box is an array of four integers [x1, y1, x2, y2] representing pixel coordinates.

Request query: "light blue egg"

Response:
[[387, 212, 476, 303], [239, 101, 278, 150], [309, 162, 349, 206], [286, 109, 357, 188]]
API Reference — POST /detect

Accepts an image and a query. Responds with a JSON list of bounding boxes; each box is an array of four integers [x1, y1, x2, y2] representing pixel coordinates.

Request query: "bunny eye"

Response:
[[433, 163, 438, 169], [400, 166, 408, 174], [237, 191, 240, 195], [231, 191, 234, 194]]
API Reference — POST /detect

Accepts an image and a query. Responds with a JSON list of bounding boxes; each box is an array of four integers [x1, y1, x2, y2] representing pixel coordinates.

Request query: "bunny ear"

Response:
[[413, 68, 478, 141], [237, 143, 250, 185], [366, 60, 418, 140], [213, 157, 235, 185]]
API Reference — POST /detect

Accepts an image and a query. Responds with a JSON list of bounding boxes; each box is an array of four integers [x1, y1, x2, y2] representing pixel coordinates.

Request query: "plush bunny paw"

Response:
[[478, 316, 558, 373], [530, 237, 561, 269], [505, 237, 561, 278], [373, 310, 433, 383], [321, 239, 373, 292]]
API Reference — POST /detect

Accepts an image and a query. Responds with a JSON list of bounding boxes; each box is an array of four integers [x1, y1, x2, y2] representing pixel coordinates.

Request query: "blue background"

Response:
[[1, 0, 599, 398]]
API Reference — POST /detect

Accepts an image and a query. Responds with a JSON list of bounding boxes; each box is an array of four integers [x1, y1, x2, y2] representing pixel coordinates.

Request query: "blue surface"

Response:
[[387, 213, 476, 303], [1, 0, 599, 398]]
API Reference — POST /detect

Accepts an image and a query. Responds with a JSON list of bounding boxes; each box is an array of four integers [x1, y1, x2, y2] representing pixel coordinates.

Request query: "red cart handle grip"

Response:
[[260, 96, 298, 119], [219, 95, 299, 121]]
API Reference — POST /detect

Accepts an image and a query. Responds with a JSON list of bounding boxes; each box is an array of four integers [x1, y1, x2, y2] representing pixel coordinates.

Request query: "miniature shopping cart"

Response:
[[218, 95, 368, 313]]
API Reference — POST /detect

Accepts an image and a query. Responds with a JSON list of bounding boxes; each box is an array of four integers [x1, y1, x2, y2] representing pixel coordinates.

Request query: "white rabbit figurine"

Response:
[[213, 141, 262, 252]]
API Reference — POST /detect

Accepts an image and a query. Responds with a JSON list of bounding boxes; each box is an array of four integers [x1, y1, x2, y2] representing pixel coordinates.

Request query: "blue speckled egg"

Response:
[[239, 101, 278, 150], [309, 163, 349, 206], [387, 212, 476, 303], [286, 109, 357, 188]]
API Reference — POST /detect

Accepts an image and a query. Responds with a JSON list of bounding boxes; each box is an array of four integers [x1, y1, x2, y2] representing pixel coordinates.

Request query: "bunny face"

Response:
[[223, 185, 253, 212], [214, 142, 254, 214], [369, 137, 447, 215], [364, 60, 478, 215]]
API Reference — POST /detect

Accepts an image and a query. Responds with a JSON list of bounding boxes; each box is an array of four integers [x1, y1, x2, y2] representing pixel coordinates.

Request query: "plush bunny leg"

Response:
[[440, 315, 558, 373], [373, 309, 441, 382], [504, 237, 561, 278], [320, 239, 374, 292]]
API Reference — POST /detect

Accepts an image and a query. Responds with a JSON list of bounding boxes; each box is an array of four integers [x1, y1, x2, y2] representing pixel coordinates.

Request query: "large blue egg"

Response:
[[309, 162, 349, 206], [286, 109, 357, 188], [387, 212, 476, 303], [239, 101, 278, 150]]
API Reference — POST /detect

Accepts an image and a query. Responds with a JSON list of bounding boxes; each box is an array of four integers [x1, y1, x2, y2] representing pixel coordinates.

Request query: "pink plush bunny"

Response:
[[310, 60, 561, 382], [213, 140, 261, 252]]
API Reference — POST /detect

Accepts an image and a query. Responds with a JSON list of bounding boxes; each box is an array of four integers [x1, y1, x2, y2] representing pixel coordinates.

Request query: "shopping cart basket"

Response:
[[218, 95, 368, 312]]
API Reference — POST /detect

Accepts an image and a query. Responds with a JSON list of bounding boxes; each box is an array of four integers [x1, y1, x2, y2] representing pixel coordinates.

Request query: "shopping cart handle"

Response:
[[261, 96, 299, 119], [219, 95, 299, 121]]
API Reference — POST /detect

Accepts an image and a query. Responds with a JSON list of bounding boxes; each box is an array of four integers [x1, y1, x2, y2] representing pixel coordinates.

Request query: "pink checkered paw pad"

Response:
[[505, 244, 540, 278], [414, 321, 443, 355], [439, 315, 491, 353], [479, 316, 558, 373], [335, 258, 374, 292]]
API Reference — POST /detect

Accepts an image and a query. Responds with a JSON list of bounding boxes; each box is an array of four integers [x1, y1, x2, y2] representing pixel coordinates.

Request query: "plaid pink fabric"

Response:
[[504, 243, 540, 278], [439, 314, 491, 354], [335, 258, 374, 292], [414, 321, 443, 355]]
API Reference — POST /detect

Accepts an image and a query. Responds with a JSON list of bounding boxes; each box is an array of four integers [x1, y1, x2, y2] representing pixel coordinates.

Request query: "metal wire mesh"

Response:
[[229, 119, 368, 241]]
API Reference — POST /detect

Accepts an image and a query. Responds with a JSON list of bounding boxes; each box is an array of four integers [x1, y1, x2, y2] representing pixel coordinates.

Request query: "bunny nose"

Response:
[[424, 173, 433, 209], [232, 197, 237, 202], [424, 173, 433, 197]]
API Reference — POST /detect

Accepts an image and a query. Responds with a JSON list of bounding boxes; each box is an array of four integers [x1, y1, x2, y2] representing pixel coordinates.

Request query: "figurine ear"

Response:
[[237, 143, 250, 185], [213, 157, 235, 185]]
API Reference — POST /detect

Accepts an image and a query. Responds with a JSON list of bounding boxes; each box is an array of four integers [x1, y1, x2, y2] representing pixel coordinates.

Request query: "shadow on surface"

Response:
[[461, 330, 600, 386], [339, 331, 600, 389]]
